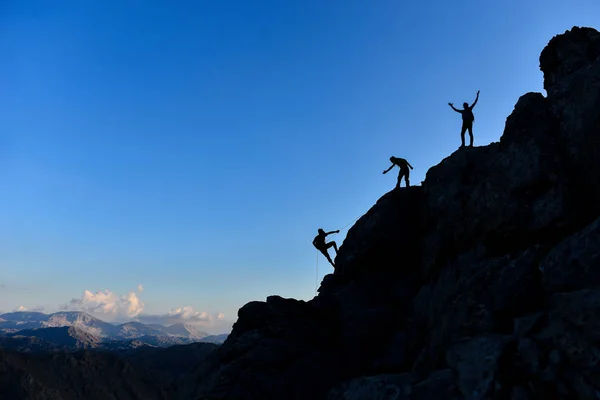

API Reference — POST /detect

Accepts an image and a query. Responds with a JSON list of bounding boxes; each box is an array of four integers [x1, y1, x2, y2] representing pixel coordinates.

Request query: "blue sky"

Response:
[[0, 0, 598, 332]]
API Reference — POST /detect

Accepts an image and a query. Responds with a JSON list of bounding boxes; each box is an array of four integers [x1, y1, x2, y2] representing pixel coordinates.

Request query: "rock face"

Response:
[[183, 26, 600, 400]]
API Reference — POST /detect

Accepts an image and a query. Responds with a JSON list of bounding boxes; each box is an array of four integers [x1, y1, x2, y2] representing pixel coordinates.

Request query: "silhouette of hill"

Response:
[[178, 26, 600, 400], [0, 347, 166, 399], [0, 335, 60, 353], [124, 342, 220, 392], [199, 334, 229, 344], [120, 334, 192, 347], [0, 341, 219, 399]]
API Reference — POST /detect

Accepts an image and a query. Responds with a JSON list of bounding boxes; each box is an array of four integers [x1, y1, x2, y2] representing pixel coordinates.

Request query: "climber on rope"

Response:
[[448, 90, 480, 148], [313, 228, 339, 267], [383, 156, 413, 189]]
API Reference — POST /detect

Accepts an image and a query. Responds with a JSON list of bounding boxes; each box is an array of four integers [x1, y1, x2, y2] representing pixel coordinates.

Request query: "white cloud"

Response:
[[63, 288, 144, 320], [11, 305, 44, 312], [59, 287, 229, 332], [167, 306, 211, 321], [137, 306, 225, 327]]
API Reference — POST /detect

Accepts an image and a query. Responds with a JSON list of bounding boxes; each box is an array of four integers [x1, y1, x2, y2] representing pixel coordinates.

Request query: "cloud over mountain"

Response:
[[137, 306, 224, 326], [59, 287, 228, 331], [63, 288, 145, 319], [12, 305, 46, 312]]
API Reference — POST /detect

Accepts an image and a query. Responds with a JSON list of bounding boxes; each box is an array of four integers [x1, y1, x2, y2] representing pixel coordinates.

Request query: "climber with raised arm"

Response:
[[383, 156, 413, 189], [448, 90, 480, 148], [313, 228, 339, 267]]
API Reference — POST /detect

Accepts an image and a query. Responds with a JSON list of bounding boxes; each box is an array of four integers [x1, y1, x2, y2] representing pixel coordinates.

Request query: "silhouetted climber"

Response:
[[313, 228, 339, 267], [448, 90, 480, 147], [383, 156, 413, 188]]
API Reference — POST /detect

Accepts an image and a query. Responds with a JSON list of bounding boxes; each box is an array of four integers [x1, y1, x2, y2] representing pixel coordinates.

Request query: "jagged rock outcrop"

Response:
[[182, 26, 600, 400], [540, 26, 600, 92]]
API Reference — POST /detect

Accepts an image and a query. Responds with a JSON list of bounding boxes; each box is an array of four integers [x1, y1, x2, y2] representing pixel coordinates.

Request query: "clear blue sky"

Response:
[[0, 0, 598, 332]]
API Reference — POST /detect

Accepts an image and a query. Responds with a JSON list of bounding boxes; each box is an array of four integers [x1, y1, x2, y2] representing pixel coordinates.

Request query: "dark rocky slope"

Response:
[[181, 26, 600, 400], [124, 342, 219, 394], [0, 342, 220, 399], [0, 347, 166, 400]]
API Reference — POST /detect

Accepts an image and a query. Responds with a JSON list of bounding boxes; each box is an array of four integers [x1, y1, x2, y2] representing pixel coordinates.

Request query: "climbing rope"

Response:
[[315, 250, 319, 295], [327, 213, 364, 239]]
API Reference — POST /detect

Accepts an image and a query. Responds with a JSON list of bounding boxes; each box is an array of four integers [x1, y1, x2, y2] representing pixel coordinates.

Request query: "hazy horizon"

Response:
[[0, 308, 229, 334], [1, 1, 598, 335]]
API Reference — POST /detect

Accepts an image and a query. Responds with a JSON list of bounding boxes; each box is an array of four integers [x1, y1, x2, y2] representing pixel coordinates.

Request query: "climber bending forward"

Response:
[[448, 90, 480, 148], [383, 156, 413, 189], [313, 228, 339, 267]]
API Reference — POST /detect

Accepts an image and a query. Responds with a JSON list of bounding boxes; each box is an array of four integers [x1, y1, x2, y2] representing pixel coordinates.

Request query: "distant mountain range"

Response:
[[0, 311, 229, 352], [0, 313, 225, 398]]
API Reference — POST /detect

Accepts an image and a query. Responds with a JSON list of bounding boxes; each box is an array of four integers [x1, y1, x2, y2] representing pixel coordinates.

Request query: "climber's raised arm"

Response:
[[470, 90, 480, 109], [448, 102, 460, 112]]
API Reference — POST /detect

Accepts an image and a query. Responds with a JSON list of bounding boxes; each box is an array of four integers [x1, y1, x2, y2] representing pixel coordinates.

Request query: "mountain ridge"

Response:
[[0, 311, 229, 348], [179, 26, 600, 400]]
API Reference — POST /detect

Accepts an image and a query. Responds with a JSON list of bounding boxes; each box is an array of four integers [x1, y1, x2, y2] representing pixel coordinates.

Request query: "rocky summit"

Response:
[[180, 26, 600, 400]]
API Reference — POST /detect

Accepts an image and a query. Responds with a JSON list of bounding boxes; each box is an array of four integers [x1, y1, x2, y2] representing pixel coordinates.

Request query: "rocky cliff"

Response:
[[182, 26, 600, 400]]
